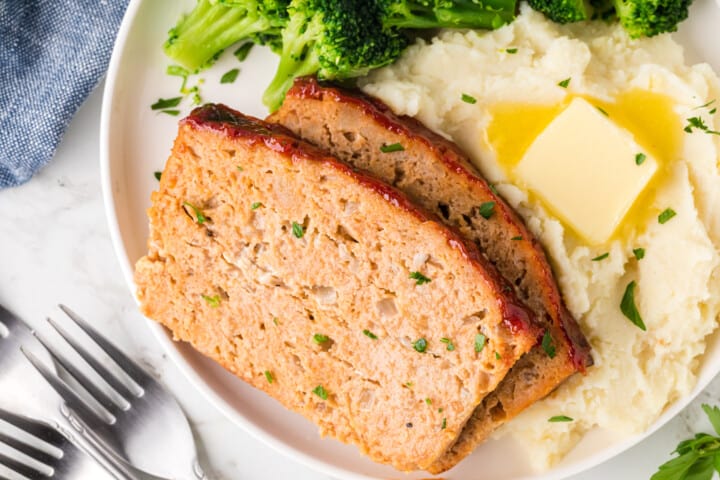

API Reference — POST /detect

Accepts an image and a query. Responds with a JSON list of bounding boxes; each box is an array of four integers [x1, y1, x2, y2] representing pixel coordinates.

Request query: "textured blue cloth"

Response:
[[0, 0, 129, 188]]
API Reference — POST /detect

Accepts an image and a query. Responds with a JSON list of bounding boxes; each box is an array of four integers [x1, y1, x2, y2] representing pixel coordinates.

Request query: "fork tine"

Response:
[[0, 431, 57, 467], [21, 347, 111, 428], [0, 408, 64, 447], [0, 451, 47, 479], [59, 305, 154, 387], [40, 319, 130, 409]]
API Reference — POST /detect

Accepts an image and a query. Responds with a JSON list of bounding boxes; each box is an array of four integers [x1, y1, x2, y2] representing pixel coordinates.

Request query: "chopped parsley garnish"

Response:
[[592, 252, 609, 261], [652, 404, 720, 480], [161, 109, 180, 116], [251, 202, 263, 210], [312, 385, 328, 400], [511, 236, 523, 241], [273, 317, 279, 326], [495, 351, 501, 360], [711, 108, 718, 115], [461, 93, 477, 104], [684, 116, 720, 135], [596, 106, 609, 116], [363, 329, 378, 340], [438, 408, 443, 413], [488, 183, 499, 195], [478, 201, 496, 219], [380, 143, 404, 153], [409, 271, 431, 285], [405, 381, 414, 388], [548, 415, 573, 422], [425, 398, 432, 405], [621, 281, 646, 331], [292, 221, 305, 238], [313, 334, 329, 344], [441, 418, 447, 429], [557, 78, 571, 88], [541, 331, 556, 359], [658, 208, 677, 224], [506, 48, 518, 54], [220, 68, 240, 84], [201, 294, 221, 308], [696, 99, 716, 109], [412, 338, 428, 353], [633, 248, 646, 260], [440, 337, 455, 351], [154, 171, 162, 181], [237, 166, 243, 171], [685, 116, 707, 133], [474, 333, 487, 353], [183, 202, 207, 224], [264, 370, 274, 383], [151, 97, 182, 110], [635, 153, 647, 165], [233, 42, 254, 62]]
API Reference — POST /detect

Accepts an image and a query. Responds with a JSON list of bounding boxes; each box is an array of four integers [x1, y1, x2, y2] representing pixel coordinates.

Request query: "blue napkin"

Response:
[[0, 0, 129, 189]]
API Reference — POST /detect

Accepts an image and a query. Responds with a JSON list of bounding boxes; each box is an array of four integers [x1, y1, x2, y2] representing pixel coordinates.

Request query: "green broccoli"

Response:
[[249, 32, 284, 55], [262, 0, 408, 112], [528, 0, 691, 34], [590, 0, 616, 20], [164, 0, 289, 72], [526, 0, 591, 23], [613, 0, 692, 38], [377, 0, 518, 30]]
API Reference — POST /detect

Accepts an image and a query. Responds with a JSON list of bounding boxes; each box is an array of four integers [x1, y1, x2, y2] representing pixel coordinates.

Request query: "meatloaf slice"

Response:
[[134, 104, 541, 472], [268, 77, 593, 473]]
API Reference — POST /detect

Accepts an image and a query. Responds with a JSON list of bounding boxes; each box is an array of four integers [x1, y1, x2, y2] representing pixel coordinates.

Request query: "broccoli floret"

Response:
[[590, 0, 616, 19], [262, 0, 408, 111], [527, 0, 591, 23], [529, 0, 691, 34], [377, 0, 517, 30], [613, 0, 691, 38], [249, 32, 284, 55], [164, 0, 289, 72]]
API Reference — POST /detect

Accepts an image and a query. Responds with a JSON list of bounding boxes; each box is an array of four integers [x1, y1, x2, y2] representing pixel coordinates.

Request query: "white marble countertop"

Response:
[[1, 83, 719, 480]]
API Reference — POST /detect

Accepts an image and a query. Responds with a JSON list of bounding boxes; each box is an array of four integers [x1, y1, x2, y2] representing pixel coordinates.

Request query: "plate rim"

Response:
[[99, 1, 720, 478]]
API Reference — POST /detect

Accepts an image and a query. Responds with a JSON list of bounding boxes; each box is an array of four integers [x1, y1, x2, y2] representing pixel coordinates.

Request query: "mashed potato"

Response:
[[362, 7, 720, 470]]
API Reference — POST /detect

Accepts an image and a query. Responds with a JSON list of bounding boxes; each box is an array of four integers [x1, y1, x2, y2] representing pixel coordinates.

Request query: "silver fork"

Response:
[[0, 406, 118, 479], [21, 305, 205, 480], [0, 305, 57, 419]]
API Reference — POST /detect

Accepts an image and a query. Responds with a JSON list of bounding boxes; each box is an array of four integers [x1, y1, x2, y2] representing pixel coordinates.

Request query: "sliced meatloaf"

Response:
[[268, 77, 593, 473], [134, 104, 541, 472]]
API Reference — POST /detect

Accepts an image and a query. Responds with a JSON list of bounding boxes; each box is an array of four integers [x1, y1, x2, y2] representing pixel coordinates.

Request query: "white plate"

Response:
[[100, 1, 720, 478]]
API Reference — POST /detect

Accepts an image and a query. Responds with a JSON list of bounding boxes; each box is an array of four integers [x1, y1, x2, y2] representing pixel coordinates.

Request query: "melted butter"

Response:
[[593, 90, 682, 166], [486, 89, 682, 245], [486, 103, 564, 170]]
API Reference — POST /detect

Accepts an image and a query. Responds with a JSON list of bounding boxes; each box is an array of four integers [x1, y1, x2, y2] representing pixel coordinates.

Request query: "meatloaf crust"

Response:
[[134, 104, 541, 471], [268, 77, 593, 472]]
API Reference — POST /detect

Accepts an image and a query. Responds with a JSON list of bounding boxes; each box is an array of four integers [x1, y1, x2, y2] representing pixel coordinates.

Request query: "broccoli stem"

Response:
[[262, 18, 322, 111], [262, 48, 320, 112], [164, 0, 273, 72]]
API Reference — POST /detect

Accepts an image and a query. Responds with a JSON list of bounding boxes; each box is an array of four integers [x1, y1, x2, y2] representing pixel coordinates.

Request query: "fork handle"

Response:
[[65, 404, 209, 480]]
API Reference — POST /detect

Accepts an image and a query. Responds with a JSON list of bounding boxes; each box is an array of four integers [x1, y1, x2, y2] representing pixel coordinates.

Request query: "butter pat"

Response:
[[515, 97, 658, 244]]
